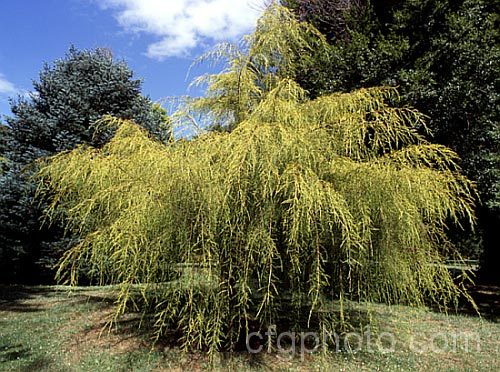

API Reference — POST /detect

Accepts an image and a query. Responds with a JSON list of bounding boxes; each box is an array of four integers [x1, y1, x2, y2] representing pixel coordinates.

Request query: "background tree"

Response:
[[39, 6, 476, 352], [0, 47, 171, 283], [282, 0, 365, 42], [284, 0, 500, 280], [0, 125, 8, 170]]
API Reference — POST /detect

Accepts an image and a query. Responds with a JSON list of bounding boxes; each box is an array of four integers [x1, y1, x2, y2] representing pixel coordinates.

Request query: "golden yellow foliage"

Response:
[[37, 4, 476, 352]]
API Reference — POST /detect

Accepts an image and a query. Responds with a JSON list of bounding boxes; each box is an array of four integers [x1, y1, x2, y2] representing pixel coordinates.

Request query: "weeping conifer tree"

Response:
[[37, 4, 476, 352]]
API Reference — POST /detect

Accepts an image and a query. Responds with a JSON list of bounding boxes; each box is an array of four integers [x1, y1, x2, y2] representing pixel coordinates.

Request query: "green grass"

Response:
[[0, 285, 498, 371]]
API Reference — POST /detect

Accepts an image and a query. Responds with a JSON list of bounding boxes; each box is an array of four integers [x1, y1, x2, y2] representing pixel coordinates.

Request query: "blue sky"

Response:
[[0, 0, 263, 119]]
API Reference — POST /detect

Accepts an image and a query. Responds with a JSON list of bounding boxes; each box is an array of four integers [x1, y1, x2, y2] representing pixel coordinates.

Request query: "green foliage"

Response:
[[0, 47, 172, 283], [282, 0, 368, 42], [185, 4, 328, 131], [39, 88, 476, 350], [285, 0, 499, 269], [38, 4, 477, 353], [0, 125, 8, 172]]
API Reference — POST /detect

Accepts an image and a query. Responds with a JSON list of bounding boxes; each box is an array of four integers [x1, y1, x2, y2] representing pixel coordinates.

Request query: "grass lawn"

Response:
[[0, 285, 498, 371]]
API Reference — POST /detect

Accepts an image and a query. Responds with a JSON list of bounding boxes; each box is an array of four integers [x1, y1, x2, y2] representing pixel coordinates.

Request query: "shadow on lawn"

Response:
[[0, 285, 62, 313], [0, 343, 54, 371], [458, 280, 500, 322], [67, 292, 341, 369], [425, 272, 500, 322], [0, 343, 32, 362], [0, 344, 53, 371], [107, 314, 274, 368]]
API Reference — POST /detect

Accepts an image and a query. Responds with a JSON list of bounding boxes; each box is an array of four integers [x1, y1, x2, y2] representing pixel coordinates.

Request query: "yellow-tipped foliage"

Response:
[[37, 4, 476, 352], [38, 84, 475, 351]]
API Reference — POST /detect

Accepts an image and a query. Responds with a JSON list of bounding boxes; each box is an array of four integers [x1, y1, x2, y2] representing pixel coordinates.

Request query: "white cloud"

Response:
[[0, 73, 18, 96], [100, 0, 264, 59]]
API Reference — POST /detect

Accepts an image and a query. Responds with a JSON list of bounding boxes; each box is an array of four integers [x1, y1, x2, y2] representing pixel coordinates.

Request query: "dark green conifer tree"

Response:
[[0, 47, 171, 282]]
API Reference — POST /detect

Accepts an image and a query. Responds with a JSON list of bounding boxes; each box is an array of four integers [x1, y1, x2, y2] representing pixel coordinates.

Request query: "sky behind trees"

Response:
[[0, 0, 263, 118]]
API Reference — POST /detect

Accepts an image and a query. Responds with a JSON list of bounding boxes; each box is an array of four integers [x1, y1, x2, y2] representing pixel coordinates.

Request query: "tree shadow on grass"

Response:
[[0, 343, 32, 362], [19, 356, 54, 372], [0, 285, 62, 313], [457, 280, 500, 322], [1, 285, 268, 369], [0, 343, 54, 371], [68, 294, 351, 368], [425, 269, 500, 322]]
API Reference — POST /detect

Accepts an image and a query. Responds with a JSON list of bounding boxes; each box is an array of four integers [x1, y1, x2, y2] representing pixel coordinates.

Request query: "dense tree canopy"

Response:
[[0, 47, 171, 282], [39, 6, 476, 352], [284, 0, 499, 278], [283, 0, 365, 42]]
